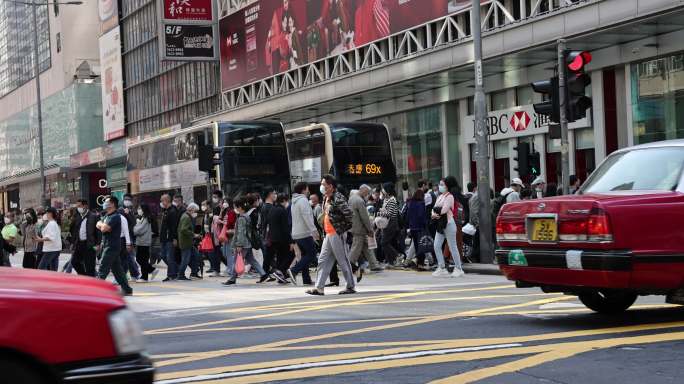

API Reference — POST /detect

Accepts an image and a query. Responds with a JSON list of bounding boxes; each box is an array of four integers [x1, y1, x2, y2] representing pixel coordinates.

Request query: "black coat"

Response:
[[70, 210, 99, 248], [160, 206, 179, 242], [267, 205, 292, 244]]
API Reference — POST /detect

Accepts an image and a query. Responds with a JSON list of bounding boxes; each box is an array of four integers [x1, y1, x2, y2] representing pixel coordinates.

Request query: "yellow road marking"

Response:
[[146, 285, 514, 335], [457, 296, 577, 316], [165, 330, 684, 384]]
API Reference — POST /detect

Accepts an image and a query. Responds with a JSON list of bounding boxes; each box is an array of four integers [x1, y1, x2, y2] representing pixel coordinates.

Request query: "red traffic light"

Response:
[[567, 51, 592, 72]]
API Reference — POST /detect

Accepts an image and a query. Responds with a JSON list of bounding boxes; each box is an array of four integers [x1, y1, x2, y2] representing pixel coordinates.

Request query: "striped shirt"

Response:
[[382, 196, 400, 225]]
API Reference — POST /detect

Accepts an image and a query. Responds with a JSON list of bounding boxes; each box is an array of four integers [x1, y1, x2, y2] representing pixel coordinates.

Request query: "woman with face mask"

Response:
[[20, 209, 39, 268], [210, 198, 235, 277], [378, 182, 401, 268], [133, 204, 157, 282], [36, 208, 63, 271], [431, 176, 465, 278], [0, 211, 17, 266]]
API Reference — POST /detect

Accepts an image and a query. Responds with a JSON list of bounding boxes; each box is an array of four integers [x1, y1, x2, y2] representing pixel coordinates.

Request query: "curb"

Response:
[[463, 263, 503, 276]]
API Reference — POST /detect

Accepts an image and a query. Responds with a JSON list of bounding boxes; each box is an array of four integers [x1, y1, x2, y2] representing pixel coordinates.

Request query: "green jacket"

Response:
[[177, 212, 194, 250]]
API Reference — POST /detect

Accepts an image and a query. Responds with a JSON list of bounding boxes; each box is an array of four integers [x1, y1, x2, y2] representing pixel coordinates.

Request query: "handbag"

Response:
[[374, 216, 389, 230], [235, 249, 245, 276], [199, 234, 214, 253], [462, 223, 477, 236]]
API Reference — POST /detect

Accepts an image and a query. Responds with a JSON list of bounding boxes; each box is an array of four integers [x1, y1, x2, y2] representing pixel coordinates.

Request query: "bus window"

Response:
[[286, 128, 327, 184], [330, 123, 396, 185]]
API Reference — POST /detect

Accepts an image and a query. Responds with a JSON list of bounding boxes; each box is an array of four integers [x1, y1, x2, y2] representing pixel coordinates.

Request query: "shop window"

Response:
[[516, 85, 535, 106], [467, 96, 474, 115], [493, 140, 510, 192], [575, 128, 596, 183], [491, 90, 509, 111], [631, 52, 684, 144]]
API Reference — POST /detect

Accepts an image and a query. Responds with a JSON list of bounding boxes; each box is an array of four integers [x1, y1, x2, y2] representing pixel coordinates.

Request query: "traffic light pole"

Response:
[[472, 0, 493, 264], [557, 39, 571, 196]]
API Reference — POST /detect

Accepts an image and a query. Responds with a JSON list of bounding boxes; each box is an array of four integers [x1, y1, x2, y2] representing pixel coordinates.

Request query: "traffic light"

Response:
[[529, 151, 541, 177], [514, 142, 531, 177], [565, 51, 592, 122], [198, 143, 222, 173], [531, 76, 560, 123]]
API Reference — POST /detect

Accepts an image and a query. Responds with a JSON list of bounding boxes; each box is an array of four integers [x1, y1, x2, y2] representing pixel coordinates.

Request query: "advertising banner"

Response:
[[98, 0, 119, 36], [138, 159, 207, 193], [164, 0, 213, 21], [219, 0, 450, 90], [461, 105, 590, 144], [162, 24, 216, 60], [99, 26, 125, 141]]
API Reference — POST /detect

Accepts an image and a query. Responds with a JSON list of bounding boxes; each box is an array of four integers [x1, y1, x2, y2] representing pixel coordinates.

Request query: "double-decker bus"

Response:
[[285, 122, 397, 191], [128, 120, 290, 201]]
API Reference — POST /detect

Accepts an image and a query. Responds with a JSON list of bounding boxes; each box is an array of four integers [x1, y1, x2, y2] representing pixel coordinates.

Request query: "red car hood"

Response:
[[0, 268, 125, 308]]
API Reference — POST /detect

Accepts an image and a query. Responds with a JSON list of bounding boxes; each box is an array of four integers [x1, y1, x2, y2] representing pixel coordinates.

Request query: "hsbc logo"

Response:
[[510, 111, 531, 132]]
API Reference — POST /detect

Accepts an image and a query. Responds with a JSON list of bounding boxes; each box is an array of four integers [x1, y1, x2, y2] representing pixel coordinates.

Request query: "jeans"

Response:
[[161, 241, 177, 279], [291, 237, 316, 284], [179, 247, 196, 278], [98, 247, 132, 294], [227, 247, 266, 281], [209, 245, 223, 272], [38, 251, 61, 271], [434, 218, 462, 270]]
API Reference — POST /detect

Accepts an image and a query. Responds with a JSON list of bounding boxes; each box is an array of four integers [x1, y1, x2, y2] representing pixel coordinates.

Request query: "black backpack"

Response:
[[491, 191, 513, 219]]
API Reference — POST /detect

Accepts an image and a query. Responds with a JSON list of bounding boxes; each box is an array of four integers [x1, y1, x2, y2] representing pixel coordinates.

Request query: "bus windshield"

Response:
[[330, 123, 396, 185], [218, 122, 290, 195]]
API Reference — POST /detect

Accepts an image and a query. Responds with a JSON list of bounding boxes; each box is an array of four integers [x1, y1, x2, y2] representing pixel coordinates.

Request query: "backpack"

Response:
[[491, 192, 513, 219]]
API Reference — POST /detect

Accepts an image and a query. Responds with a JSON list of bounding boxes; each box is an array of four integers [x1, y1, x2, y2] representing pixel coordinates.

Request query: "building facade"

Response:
[[0, 1, 107, 210]]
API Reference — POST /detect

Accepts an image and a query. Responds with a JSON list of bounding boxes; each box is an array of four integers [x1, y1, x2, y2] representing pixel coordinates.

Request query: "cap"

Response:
[[531, 176, 546, 186], [511, 178, 525, 188]]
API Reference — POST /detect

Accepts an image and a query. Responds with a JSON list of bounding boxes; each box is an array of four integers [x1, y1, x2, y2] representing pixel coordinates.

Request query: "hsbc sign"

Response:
[[462, 104, 589, 144]]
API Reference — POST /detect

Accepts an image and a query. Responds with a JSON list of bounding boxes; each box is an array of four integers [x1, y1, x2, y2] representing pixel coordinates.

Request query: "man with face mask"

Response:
[[177, 203, 200, 280], [69, 199, 99, 276], [96, 197, 133, 295], [348, 185, 382, 280], [267, 194, 294, 283], [159, 194, 179, 281]]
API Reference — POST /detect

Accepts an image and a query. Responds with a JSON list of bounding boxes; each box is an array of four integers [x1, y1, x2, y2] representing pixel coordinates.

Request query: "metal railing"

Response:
[[219, 0, 589, 111]]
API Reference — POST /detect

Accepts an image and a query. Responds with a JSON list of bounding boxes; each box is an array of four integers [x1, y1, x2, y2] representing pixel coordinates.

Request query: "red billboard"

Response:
[[164, 0, 213, 21], [220, 0, 450, 91]]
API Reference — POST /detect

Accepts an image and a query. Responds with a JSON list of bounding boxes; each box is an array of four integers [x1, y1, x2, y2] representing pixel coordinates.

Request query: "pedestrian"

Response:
[[177, 203, 201, 281], [133, 203, 157, 282], [310, 193, 322, 222], [159, 194, 179, 281], [431, 176, 465, 278], [268, 194, 294, 284], [348, 185, 381, 281], [34, 206, 46, 267], [288, 182, 318, 286], [531, 176, 546, 199], [21, 209, 39, 269], [118, 203, 140, 281], [222, 197, 269, 285], [378, 182, 402, 268], [2, 211, 18, 266], [568, 175, 581, 194], [306, 174, 356, 296], [468, 184, 481, 262], [36, 207, 62, 271], [259, 190, 277, 275], [406, 188, 429, 268], [214, 197, 236, 277], [95, 197, 133, 296], [69, 199, 99, 276]]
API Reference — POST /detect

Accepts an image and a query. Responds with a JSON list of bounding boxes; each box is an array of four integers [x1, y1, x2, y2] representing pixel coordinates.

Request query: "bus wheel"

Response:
[[578, 290, 637, 315]]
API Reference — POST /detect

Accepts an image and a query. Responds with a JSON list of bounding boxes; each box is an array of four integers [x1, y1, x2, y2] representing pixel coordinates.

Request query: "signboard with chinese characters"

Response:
[[344, 162, 385, 177], [461, 104, 590, 144], [99, 27, 125, 141], [162, 24, 216, 60], [159, 0, 217, 61], [164, 0, 213, 21]]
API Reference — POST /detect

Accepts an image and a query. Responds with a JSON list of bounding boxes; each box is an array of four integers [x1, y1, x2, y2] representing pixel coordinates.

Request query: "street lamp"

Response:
[[5, 0, 83, 208]]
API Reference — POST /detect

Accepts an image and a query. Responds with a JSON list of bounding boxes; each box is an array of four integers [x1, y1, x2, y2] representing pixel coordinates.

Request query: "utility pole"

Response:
[[472, 0, 493, 264], [557, 39, 570, 195], [31, 0, 48, 208]]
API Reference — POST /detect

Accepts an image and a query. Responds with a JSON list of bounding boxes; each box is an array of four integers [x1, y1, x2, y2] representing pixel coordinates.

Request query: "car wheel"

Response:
[[579, 290, 638, 314], [0, 359, 49, 384]]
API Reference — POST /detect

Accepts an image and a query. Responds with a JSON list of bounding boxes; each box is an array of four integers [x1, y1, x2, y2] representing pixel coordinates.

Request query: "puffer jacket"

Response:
[[324, 191, 353, 234]]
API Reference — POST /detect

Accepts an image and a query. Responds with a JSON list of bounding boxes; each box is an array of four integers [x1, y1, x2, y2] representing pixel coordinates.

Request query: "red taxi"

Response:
[[496, 139, 684, 314], [0, 268, 154, 383]]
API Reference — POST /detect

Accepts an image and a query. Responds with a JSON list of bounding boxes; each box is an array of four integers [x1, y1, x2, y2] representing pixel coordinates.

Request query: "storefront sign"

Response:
[[462, 105, 590, 144], [138, 159, 207, 192], [164, 0, 213, 21], [98, 0, 119, 35], [162, 24, 217, 60], [290, 157, 322, 183], [220, 0, 451, 90], [70, 139, 126, 168], [99, 27, 125, 141]]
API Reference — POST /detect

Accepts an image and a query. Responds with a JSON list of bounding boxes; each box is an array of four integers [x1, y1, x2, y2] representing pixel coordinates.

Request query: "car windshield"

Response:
[[581, 147, 684, 193]]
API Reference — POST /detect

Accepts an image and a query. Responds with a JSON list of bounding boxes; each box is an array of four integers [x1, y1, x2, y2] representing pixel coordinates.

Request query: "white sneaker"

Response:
[[150, 269, 160, 281], [432, 267, 450, 277], [209, 272, 220, 277], [451, 268, 465, 278], [136, 278, 148, 283]]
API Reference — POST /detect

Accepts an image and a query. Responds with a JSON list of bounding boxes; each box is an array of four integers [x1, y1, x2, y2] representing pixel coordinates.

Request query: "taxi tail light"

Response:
[[559, 207, 613, 242], [496, 215, 526, 241]]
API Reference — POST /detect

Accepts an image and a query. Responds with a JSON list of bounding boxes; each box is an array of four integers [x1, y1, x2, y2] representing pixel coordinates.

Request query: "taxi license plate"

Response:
[[530, 218, 557, 242]]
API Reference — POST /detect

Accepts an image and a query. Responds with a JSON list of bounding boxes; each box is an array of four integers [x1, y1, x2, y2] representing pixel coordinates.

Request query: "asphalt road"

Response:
[[123, 268, 684, 384]]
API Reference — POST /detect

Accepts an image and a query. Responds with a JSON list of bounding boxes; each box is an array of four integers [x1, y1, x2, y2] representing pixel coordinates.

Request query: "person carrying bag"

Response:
[[431, 176, 465, 278]]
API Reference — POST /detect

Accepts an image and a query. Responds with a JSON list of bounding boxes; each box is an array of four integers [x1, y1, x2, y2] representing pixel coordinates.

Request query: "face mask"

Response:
[[137, 209, 143, 216], [77, 207, 85, 214], [191, 212, 198, 218], [4, 217, 10, 225], [439, 185, 447, 194], [42, 214, 49, 221], [201, 205, 207, 212], [102, 201, 110, 210], [123, 200, 133, 208], [172, 201, 178, 207], [160, 202, 165, 209], [212, 197, 219, 204], [222, 202, 229, 209], [319, 185, 326, 195]]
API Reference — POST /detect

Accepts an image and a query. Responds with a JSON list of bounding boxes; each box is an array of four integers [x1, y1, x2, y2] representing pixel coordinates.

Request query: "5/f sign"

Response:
[[161, 23, 217, 61]]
